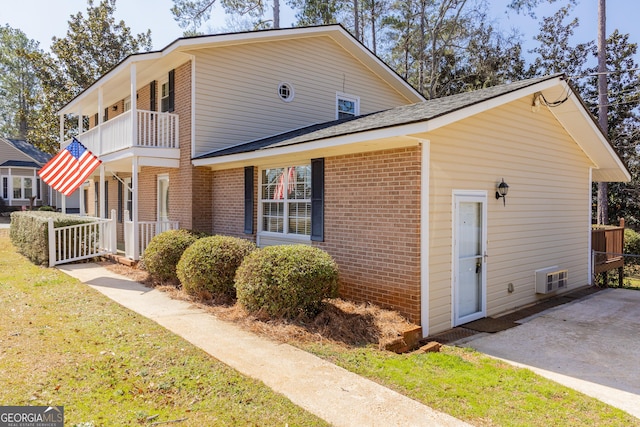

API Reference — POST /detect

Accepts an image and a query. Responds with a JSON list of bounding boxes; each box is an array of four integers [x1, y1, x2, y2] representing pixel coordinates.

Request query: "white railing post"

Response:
[[48, 217, 56, 267], [109, 209, 117, 254]]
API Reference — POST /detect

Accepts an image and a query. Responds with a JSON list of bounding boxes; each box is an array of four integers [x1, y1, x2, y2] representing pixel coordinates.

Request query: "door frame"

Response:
[[452, 190, 488, 326]]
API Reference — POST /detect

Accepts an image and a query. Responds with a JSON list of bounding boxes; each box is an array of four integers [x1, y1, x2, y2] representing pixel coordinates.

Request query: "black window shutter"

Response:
[[93, 113, 98, 126], [104, 181, 109, 218], [244, 166, 254, 234], [168, 69, 175, 112], [311, 158, 324, 242], [117, 181, 123, 223], [150, 80, 157, 112], [103, 107, 108, 122]]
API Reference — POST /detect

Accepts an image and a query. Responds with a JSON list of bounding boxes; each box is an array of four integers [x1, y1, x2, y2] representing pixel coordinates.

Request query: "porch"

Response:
[[592, 219, 625, 286], [64, 109, 179, 159]]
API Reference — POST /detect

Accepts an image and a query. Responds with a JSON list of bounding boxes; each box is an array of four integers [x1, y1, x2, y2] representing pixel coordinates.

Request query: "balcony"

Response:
[[66, 110, 179, 158]]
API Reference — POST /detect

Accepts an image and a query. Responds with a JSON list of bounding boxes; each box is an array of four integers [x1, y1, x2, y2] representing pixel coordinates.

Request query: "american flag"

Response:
[[39, 137, 102, 196]]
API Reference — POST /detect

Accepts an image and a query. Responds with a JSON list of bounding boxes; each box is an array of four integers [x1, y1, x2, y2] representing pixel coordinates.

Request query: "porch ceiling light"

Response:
[[495, 178, 509, 206]]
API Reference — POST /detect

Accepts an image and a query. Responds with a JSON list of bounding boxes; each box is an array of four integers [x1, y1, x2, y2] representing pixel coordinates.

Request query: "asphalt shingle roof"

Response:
[[2, 138, 51, 165], [0, 160, 42, 168], [194, 75, 561, 160]]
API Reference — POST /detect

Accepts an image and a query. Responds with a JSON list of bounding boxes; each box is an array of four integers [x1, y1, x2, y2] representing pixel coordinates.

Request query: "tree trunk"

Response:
[[597, 0, 608, 225], [273, 0, 280, 28], [371, 0, 376, 54], [354, 0, 360, 41]]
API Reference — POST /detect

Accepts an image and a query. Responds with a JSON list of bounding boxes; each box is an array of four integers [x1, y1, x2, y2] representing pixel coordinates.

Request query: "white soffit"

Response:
[[543, 82, 630, 182]]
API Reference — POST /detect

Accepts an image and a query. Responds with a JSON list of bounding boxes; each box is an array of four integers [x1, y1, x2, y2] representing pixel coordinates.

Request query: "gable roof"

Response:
[[192, 74, 629, 183], [59, 25, 425, 115], [0, 160, 42, 168], [1, 138, 51, 165]]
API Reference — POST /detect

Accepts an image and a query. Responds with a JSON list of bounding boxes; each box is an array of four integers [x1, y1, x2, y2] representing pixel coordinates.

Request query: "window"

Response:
[[260, 165, 311, 237], [158, 174, 169, 222], [336, 93, 359, 119], [124, 97, 131, 112], [6, 176, 38, 200], [124, 177, 133, 221], [13, 177, 21, 199], [160, 69, 175, 112], [278, 82, 294, 102]]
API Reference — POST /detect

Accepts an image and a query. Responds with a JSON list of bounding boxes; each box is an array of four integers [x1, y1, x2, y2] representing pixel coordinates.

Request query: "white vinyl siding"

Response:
[[192, 36, 413, 156], [427, 97, 593, 334]]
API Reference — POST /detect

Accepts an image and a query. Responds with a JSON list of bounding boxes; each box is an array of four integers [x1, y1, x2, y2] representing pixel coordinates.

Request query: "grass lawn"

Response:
[[2, 232, 639, 426], [0, 234, 327, 427], [302, 343, 639, 426]]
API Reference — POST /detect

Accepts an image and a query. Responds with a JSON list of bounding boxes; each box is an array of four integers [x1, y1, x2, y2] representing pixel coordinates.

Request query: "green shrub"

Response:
[[177, 235, 256, 299], [38, 205, 55, 211], [624, 228, 640, 265], [10, 211, 100, 266], [235, 245, 339, 319], [141, 229, 199, 285]]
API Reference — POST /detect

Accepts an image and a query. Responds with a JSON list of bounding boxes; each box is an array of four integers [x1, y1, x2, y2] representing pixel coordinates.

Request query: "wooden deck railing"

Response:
[[592, 218, 625, 284]]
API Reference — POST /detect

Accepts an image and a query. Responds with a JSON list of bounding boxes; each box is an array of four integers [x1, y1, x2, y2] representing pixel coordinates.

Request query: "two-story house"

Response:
[[0, 137, 52, 210], [57, 25, 629, 337]]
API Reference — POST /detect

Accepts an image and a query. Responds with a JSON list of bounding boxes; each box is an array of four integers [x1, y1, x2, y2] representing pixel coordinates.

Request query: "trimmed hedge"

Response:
[[10, 211, 100, 266], [625, 228, 640, 265], [235, 245, 339, 319], [141, 229, 200, 285], [177, 235, 256, 299]]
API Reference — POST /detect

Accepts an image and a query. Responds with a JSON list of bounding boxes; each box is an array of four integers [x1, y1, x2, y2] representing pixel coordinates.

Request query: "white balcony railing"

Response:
[[66, 110, 179, 157]]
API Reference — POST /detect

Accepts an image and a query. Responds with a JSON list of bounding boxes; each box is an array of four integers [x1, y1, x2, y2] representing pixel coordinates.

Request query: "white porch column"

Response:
[[58, 114, 64, 211], [79, 183, 85, 216], [7, 168, 12, 206], [132, 156, 139, 260], [98, 86, 103, 154], [99, 165, 105, 218], [130, 63, 137, 145]]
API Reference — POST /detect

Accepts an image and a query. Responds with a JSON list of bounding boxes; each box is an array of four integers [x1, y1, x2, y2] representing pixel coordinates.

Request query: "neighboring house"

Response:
[[56, 25, 629, 336], [0, 137, 52, 209]]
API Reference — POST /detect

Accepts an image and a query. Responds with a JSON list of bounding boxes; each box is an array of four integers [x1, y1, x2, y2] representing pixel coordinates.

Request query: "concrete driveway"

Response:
[[464, 288, 640, 419]]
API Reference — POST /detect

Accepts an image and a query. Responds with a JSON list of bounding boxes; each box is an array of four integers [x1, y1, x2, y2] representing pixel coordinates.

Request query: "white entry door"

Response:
[[453, 192, 487, 325]]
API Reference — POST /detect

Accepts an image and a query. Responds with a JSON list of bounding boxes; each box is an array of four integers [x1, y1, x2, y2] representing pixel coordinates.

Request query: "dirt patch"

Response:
[[103, 262, 417, 349]]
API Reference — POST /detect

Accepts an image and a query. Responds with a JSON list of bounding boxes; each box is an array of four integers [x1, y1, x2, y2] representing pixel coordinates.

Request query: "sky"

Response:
[[1, 0, 639, 62]]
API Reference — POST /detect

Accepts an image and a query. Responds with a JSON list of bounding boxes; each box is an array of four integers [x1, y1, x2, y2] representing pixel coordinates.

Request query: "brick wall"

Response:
[[211, 167, 256, 241], [314, 147, 422, 323], [209, 148, 422, 322]]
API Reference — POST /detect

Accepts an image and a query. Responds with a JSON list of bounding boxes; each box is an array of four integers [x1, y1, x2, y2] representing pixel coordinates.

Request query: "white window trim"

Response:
[[336, 92, 360, 120], [257, 164, 312, 244], [160, 77, 170, 113], [157, 174, 170, 222], [11, 176, 37, 200]]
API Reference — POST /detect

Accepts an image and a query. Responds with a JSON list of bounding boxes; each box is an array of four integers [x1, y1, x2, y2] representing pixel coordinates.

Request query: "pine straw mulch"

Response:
[[102, 261, 417, 350]]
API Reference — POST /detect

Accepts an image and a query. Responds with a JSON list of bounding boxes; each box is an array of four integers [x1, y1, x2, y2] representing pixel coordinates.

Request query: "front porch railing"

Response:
[[65, 109, 179, 157], [124, 212, 179, 260]]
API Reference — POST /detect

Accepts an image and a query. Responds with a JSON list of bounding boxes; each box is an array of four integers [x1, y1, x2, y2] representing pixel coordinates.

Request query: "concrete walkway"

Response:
[[58, 263, 469, 427]]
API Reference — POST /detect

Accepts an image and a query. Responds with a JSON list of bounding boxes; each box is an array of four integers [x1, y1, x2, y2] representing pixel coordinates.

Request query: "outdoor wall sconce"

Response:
[[495, 178, 509, 206], [112, 105, 118, 111]]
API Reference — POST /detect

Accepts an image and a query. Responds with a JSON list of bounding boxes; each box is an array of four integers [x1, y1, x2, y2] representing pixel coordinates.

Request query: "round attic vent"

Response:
[[278, 82, 294, 102]]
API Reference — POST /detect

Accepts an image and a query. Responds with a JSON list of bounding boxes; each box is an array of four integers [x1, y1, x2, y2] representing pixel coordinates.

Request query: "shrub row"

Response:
[[10, 211, 101, 266], [141, 231, 339, 319]]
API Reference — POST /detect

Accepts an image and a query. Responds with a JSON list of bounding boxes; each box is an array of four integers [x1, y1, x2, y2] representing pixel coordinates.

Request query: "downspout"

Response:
[[588, 167, 593, 285], [130, 62, 140, 260], [420, 139, 430, 338]]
